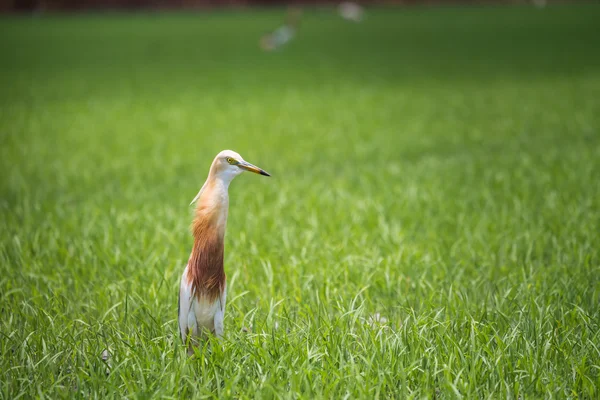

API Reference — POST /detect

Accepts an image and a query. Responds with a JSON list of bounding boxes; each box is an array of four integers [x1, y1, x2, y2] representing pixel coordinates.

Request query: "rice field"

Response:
[[1, 4, 599, 398]]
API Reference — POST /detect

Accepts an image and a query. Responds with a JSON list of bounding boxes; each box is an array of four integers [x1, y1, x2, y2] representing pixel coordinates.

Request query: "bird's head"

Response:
[[212, 150, 271, 181], [190, 150, 270, 205]]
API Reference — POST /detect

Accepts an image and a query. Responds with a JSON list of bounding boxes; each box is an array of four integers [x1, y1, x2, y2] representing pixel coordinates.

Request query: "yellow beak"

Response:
[[239, 161, 271, 176]]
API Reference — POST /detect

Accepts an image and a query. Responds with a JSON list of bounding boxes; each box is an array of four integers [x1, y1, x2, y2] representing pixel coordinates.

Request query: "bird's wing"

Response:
[[213, 283, 227, 338], [178, 265, 196, 344]]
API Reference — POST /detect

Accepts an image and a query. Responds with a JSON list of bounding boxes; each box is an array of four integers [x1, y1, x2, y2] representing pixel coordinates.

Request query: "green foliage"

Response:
[[1, 5, 599, 398]]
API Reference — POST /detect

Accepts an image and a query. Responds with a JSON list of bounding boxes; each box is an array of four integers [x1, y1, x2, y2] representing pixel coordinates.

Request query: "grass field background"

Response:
[[1, 4, 599, 398]]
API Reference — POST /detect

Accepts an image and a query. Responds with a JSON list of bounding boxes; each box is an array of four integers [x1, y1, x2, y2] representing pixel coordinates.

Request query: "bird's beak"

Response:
[[238, 161, 271, 176]]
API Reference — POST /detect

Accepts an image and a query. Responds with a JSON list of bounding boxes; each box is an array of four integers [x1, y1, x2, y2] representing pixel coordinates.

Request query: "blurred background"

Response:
[[1, 0, 554, 12]]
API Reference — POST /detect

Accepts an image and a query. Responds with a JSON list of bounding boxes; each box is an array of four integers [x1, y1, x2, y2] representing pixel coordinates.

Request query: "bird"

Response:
[[178, 150, 270, 354]]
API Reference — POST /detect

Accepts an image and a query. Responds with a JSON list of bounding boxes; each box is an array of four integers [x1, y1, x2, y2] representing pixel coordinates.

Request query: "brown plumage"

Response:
[[187, 181, 227, 302]]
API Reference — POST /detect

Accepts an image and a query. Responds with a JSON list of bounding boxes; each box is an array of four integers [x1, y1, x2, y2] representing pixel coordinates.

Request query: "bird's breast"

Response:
[[192, 295, 222, 330]]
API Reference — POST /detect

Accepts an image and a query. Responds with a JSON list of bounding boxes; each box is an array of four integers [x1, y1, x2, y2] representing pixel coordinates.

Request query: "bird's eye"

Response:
[[226, 157, 235, 164]]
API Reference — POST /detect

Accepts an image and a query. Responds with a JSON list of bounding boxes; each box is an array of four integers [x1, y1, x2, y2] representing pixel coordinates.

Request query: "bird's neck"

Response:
[[187, 176, 229, 301], [196, 175, 230, 229]]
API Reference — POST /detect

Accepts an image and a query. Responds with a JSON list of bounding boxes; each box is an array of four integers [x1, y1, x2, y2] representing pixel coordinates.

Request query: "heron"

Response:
[[178, 150, 270, 354]]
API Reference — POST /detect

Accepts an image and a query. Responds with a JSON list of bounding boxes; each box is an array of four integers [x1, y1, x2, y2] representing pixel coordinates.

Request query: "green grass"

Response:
[[1, 4, 600, 398]]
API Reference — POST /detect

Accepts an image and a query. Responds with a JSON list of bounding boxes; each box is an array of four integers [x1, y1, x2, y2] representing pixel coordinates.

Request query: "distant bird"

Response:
[[178, 150, 270, 354], [259, 7, 302, 51]]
